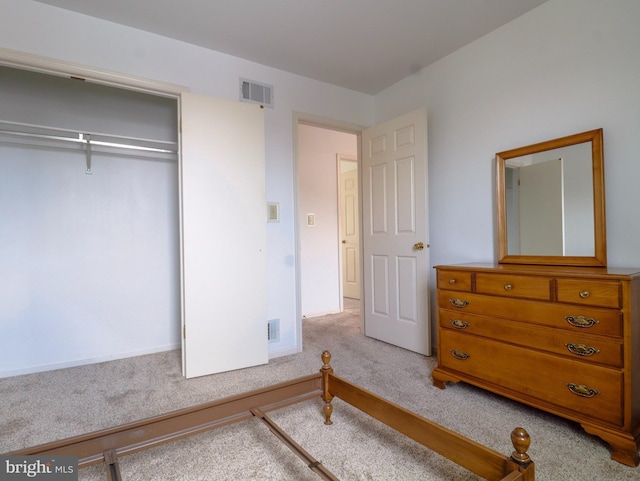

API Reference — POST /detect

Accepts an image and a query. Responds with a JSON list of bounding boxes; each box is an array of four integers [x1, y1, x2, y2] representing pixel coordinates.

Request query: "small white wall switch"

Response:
[[267, 202, 279, 222], [306, 213, 315, 227]]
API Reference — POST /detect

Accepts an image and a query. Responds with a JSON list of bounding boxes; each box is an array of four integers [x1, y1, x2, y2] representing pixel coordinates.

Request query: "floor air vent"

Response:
[[267, 319, 280, 342], [240, 78, 273, 108]]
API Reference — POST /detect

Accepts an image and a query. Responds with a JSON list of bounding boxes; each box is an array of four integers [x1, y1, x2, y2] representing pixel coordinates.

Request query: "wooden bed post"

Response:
[[510, 427, 531, 465], [320, 350, 334, 425], [510, 427, 535, 480]]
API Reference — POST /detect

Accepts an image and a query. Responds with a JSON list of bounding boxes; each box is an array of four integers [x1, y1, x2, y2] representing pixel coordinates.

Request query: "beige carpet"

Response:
[[1, 300, 637, 480]]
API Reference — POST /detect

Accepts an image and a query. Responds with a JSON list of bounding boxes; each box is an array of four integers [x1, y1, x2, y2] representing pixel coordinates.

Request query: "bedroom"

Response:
[[1, 0, 639, 478]]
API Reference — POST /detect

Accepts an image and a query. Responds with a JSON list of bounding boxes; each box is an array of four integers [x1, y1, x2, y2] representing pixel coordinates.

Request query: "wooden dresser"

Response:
[[433, 263, 640, 466]]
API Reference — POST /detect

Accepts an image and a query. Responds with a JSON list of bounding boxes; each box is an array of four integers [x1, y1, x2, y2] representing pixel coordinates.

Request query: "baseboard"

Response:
[[0, 343, 181, 379], [3, 341, 301, 378]]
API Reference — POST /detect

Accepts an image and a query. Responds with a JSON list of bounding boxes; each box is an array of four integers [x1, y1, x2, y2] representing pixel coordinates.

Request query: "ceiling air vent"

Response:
[[240, 78, 274, 108]]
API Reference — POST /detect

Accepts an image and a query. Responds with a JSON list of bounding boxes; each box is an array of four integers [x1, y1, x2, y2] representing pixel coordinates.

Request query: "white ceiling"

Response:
[[34, 0, 548, 95]]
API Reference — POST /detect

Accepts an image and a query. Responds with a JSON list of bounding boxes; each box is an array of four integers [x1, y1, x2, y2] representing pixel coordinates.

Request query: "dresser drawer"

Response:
[[437, 270, 472, 292], [439, 329, 623, 426], [439, 309, 623, 368], [476, 273, 551, 300], [438, 290, 622, 337], [557, 278, 621, 308]]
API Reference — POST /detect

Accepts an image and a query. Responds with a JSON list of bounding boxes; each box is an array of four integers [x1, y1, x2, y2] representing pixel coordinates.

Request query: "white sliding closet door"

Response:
[[180, 93, 267, 378]]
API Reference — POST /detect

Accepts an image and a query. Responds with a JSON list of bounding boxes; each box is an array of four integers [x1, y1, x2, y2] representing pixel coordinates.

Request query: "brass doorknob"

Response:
[[413, 242, 424, 251], [342, 240, 346, 244]]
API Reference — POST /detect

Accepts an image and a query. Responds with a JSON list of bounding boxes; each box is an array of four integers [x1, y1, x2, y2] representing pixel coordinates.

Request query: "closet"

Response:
[[0, 64, 268, 379], [0, 66, 180, 376]]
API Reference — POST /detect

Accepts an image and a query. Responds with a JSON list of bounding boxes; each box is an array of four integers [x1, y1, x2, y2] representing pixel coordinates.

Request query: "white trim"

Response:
[[0, 47, 189, 97]]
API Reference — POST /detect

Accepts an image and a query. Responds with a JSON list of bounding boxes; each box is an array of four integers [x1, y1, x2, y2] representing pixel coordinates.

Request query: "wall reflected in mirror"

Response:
[[505, 141, 594, 256]]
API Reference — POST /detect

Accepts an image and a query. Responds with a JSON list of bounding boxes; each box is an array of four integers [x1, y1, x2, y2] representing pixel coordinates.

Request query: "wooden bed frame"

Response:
[[11, 351, 534, 480]]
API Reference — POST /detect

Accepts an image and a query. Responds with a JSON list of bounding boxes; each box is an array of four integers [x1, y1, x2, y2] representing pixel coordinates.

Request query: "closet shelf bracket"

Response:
[[84, 133, 92, 175]]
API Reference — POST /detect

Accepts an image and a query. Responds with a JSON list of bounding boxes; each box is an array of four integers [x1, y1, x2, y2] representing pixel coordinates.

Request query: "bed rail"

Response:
[[320, 350, 534, 481], [10, 374, 322, 471], [9, 351, 533, 481]]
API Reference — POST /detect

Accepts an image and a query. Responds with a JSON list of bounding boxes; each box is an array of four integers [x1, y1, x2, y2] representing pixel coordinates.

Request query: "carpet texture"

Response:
[[1, 300, 637, 480]]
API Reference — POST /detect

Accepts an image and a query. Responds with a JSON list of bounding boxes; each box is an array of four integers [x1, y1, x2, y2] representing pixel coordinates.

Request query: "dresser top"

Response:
[[434, 262, 640, 279]]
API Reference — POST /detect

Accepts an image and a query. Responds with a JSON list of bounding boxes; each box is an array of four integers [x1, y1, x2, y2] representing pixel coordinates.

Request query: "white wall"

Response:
[[374, 0, 640, 339], [0, 145, 180, 375], [0, 0, 373, 374], [5, 0, 638, 371], [298, 124, 357, 317]]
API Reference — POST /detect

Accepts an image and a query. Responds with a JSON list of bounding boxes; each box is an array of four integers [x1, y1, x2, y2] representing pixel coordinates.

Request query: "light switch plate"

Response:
[[306, 213, 315, 227], [267, 202, 279, 223]]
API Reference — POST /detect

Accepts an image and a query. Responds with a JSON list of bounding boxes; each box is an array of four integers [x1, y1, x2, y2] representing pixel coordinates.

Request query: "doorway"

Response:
[[295, 108, 430, 357], [296, 123, 358, 320]]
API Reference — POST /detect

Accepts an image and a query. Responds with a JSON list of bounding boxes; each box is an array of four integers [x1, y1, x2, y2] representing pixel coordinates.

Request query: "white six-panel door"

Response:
[[180, 93, 268, 378], [362, 108, 430, 355], [340, 158, 360, 300]]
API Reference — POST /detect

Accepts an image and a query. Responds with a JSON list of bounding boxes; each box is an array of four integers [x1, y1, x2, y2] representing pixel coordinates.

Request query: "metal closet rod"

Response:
[[0, 120, 177, 151], [0, 120, 179, 173]]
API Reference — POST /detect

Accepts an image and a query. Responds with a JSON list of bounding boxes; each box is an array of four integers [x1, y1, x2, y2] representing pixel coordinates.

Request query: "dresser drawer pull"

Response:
[[448, 279, 457, 285], [450, 319, 469, 329], [504, 283, 512, 291], [565, 315, 599, 328], [450, 349, 470, 360], [449, 298, 469, 308], [565, 343, 600, 357], [579, 290, 590, 298], [567, 383, 599, 398]]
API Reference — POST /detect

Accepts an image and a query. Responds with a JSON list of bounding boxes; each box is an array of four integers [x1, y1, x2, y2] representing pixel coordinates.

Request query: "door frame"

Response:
[[293, 113, 366, 351]]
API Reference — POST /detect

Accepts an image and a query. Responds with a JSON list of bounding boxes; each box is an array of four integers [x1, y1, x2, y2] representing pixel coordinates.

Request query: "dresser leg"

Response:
[[610, 445, 640, 467], [431, 368, 460, 390], [581, 423, 640, 467]]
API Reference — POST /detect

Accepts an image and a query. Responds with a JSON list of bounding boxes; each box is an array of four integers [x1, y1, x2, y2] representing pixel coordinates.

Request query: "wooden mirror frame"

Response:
[[496, 128, 606, 267]]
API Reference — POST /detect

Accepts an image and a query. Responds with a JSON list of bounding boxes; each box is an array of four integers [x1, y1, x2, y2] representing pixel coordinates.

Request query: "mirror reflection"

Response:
[[505, 142, 594, 256], [496, 128, 606, 267]]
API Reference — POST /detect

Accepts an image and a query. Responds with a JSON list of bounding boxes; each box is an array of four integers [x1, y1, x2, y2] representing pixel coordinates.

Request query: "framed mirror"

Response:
[[496, 128, 606, 266]]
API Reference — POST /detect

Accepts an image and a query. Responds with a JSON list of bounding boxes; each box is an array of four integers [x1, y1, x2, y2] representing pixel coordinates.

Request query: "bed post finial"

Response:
[[510, 427, 532, 466], [320, 350, 334, 425], [321, 350, 331, 367]]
